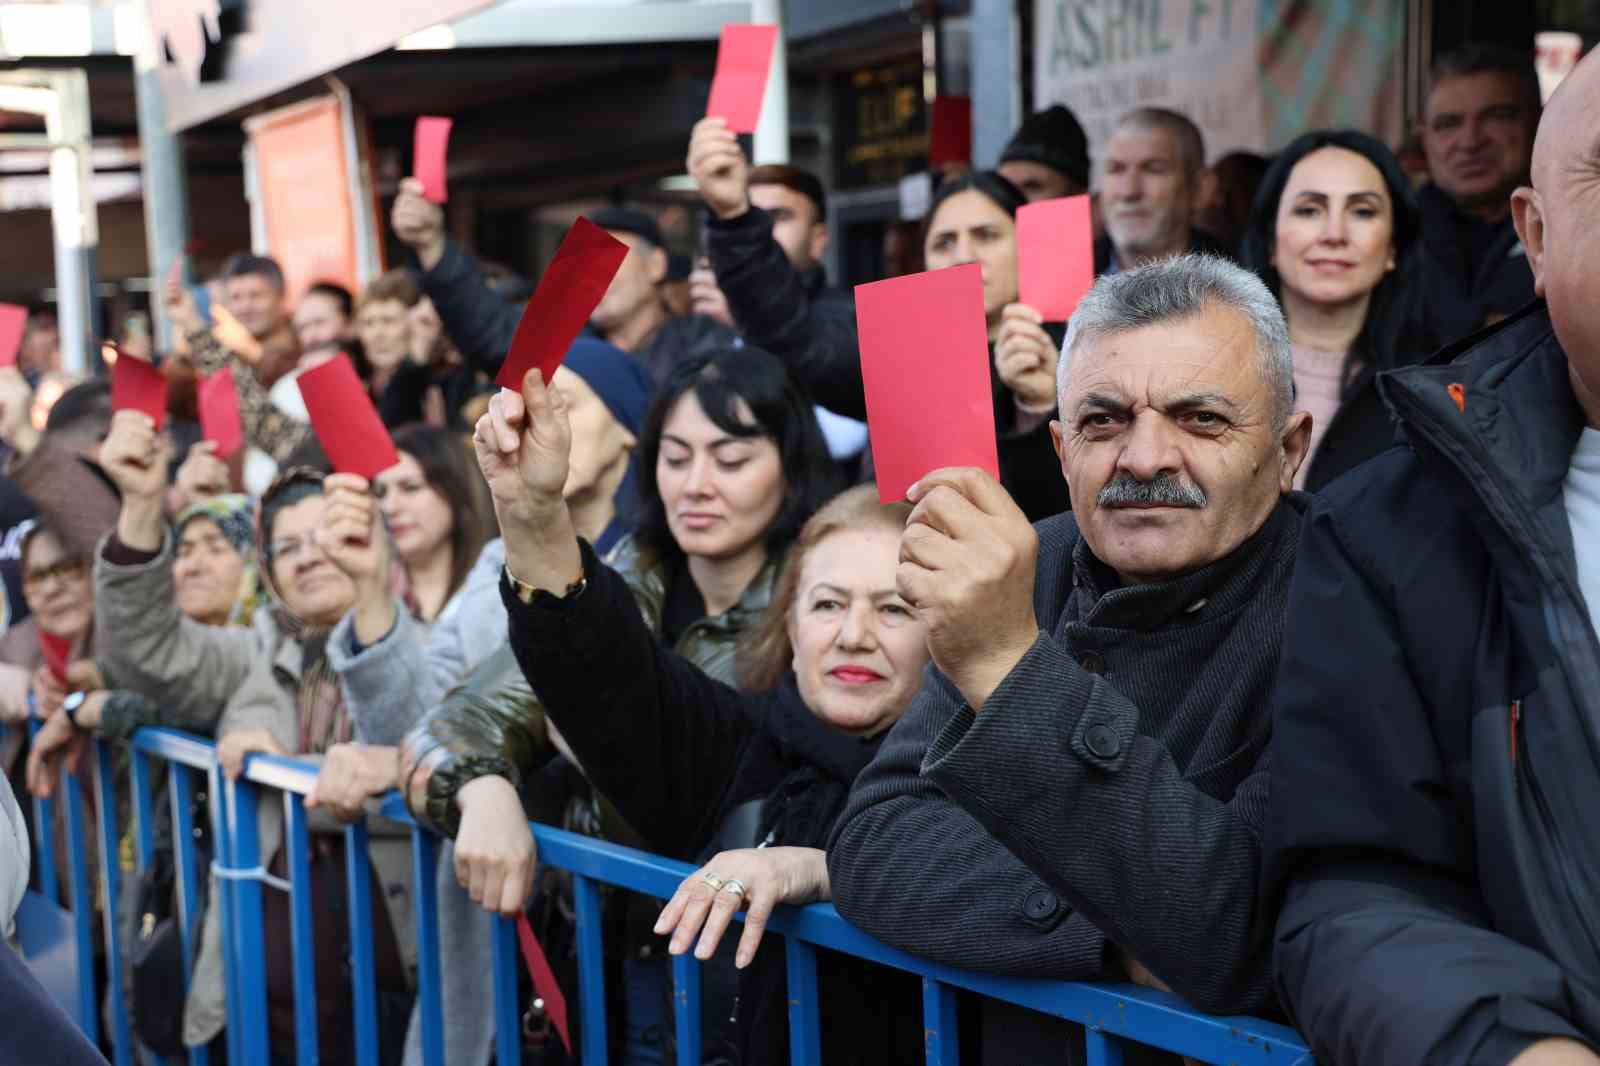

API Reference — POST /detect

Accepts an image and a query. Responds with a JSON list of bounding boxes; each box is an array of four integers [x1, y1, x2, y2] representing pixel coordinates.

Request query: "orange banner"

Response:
[[245, 95, 363, 302]]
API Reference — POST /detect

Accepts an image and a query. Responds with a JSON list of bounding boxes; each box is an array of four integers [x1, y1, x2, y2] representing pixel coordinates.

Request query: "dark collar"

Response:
[[1068, 498, 1298, 631]]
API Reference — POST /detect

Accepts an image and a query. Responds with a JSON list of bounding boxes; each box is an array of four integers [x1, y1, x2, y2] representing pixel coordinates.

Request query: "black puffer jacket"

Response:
[[1267, 301, 1600, 1064]]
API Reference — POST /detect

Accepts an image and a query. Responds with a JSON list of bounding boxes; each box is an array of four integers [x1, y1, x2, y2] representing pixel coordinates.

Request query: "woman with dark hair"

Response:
[[407, 362, 934, 1061], [1239, 130, 1431, 491], [398, 345, 836, 1066]]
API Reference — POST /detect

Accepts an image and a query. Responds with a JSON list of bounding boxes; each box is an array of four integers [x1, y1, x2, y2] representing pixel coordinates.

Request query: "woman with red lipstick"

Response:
[[412, 363, 933, 1060], [1241, 131, 1431, 491]]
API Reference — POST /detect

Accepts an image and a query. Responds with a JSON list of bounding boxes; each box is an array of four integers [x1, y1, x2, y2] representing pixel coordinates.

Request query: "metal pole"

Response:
[[131, 0, 192, 352], [750, 0, 789, 164], [971, 0, 1018, 168], [42, 70, 98, 377]]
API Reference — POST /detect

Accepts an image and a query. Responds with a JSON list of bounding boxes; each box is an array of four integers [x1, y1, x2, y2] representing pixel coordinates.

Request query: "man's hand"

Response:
[[994, 303, 1059, 414], [689, 259, 735, 327], [392, 177, 447, 271], [217, 728, 287, 780], [318, 473, 396, 644], [307, 743, 400, 822], [898, 468, 1040, 711], [0, 368, 38, 455], [173, 440, 231, 509], [163, 264, 205, 336], [454, 775, 537, 916], [687, 117, 751, 221]]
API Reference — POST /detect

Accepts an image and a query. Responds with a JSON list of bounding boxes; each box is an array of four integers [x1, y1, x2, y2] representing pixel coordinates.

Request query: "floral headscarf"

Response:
[[174, 493, 263, 627]]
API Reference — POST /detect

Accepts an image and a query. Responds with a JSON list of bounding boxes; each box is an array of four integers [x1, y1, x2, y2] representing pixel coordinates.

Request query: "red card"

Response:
[[414, 116, 452, 204], [1017, 195, 1096, 322], [928, 96, 972, 168], [0, 304, 26, 367], [297, 354, 400, 480], [198, 369, 245, 458], [495, 217, 630, 391], [705, 23, 778, 133], [855, 264, 999, 502], [38, 630, 70, 684], [111, 353, 169, 429]]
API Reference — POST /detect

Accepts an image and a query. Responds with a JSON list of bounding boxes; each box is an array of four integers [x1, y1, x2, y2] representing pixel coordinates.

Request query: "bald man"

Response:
[[1266, 49, 1600, 1066]]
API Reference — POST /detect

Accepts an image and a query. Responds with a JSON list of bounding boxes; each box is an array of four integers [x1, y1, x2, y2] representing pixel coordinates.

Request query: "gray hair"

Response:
[[1114, 107, 1207, 178], [1058, 254, 1294, 431]]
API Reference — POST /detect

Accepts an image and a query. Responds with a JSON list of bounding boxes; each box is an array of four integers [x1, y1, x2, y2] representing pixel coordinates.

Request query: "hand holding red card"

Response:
[[705, 23, 778, 133], [495, 217, 629, 391], [414, 116, 453, 204], [111, 354, 169, 429], [297, 354, 400, 480], [198, 369, 245, 458], [0, 304, 26, 368], [1017, 195, 1096, 322], [854, 264, 999, 502]]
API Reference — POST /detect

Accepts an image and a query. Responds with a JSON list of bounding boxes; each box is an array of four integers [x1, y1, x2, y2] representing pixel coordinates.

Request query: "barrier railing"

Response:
[[5, 722, 1314, 1066]]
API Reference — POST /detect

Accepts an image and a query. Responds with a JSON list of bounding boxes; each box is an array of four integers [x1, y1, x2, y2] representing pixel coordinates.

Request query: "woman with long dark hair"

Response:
[[1240, 130, 1432, 490]]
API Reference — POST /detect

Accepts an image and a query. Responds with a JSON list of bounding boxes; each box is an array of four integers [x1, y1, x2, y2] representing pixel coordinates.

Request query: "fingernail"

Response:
[[695, 942, 713, 961]]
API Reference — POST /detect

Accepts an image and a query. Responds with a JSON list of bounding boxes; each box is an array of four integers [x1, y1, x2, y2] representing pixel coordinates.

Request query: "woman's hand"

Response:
[[100, 410, 173, 503], [174, 440, 232, 509], [473, 369, 572, 533], [31, 664, 66, 720], [317, 473, 396, 643], [994, 302, 1059, 414], [25, 699, 101, 799], [0, 663, 32, 723], [307, 743, 400, 822], [217, 728, 287, 780], [654, 847, 831, 969], [453, 775, 536, 916]]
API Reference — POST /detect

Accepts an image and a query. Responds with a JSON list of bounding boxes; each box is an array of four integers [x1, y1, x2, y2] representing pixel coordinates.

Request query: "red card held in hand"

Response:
[[39, 630, 70, 683], [705, 23, 778, 133], [854, 263, 999, 503], [111, 353, 169, 429], [198, 369, 245, 458], [927, 96, 972, 168], [297, 354, 401, 480], [0, 304, 26, 368], [495, 217, 630, 392], [414, 116, 453, 204], [1017, 195, 1096, 322]]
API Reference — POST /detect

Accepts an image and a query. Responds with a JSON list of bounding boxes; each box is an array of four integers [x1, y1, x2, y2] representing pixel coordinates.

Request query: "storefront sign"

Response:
[[833, 60, 929, 190], [244, 95, 362, 301], [1035, 0, 1405, 167]]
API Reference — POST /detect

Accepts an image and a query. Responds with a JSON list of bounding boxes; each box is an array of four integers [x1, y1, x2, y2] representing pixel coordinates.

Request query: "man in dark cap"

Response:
[[391, 182, 737, 384], [997, 104, 1092, 202]]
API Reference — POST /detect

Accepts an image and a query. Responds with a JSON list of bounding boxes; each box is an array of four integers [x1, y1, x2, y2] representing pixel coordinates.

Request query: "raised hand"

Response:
[[392, 177, 447, 270], [99, 410, 173, 502], [994, 302, 1059, 414], [898, 467, 1041, 711], [687, 116, 751, 221], [174, 439, 231, 508], [473, 369, 572, 532], [163, 261, 204, 336]]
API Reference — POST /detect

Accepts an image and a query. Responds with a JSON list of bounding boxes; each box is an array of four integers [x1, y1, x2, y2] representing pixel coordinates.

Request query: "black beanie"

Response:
[[998, 105, 1091, 190]]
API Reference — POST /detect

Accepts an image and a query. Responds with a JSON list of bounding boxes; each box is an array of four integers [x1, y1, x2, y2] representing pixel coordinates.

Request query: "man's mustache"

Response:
[[1097, 472, 1207, 509]]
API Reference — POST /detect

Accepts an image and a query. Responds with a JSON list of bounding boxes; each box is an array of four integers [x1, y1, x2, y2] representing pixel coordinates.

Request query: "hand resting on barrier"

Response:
[[655, 846, 831, 970], [454, 774, 537, 916], [24, 694, 103, 798], [217, 728, 287, 780], [306, 742, 401, 822]]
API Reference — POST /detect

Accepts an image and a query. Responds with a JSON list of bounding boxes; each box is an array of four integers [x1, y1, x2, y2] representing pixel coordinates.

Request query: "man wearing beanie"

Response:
[[998, 105, 1093, 202]]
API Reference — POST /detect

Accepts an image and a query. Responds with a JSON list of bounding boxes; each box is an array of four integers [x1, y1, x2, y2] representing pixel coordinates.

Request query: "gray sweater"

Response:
[[828, 498, 1304, 1019]]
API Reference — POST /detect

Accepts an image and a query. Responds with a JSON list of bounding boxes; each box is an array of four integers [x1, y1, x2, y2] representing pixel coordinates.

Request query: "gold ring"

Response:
[[700, 873, 724, 891]]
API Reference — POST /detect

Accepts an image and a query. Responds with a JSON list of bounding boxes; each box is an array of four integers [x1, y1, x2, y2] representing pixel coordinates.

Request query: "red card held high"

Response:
[[111, 353, 169, 429], [928, 96, 972, 168], [0, 303, 26, 368], [297, 354, 400, 480], [198, 368, 245, 458], [1017, 195, 1096, 322], [855, 263, 999, 503], [705, 23, 778, 133], [496, 217, 630, 391], [414, 116, 453, 204]]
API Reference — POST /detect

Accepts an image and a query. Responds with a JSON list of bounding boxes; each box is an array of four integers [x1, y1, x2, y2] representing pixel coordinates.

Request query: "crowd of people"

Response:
[[0, 35, 1597, 1066]]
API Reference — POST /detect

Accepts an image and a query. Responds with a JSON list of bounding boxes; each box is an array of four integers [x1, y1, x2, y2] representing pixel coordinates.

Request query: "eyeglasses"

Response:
[[23, 558, 87, 589]]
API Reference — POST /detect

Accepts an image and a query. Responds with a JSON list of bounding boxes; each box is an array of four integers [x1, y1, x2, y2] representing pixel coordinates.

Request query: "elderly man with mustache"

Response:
[[829, 254, 1313, 1060]]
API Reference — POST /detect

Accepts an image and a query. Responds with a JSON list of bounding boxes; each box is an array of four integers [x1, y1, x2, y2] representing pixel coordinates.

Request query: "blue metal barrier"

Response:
[[4, 722, 1314, 1065]]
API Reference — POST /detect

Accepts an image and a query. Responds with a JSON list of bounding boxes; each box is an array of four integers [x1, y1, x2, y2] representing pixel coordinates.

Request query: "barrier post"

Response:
[[671, 950, 702, 1066], [1086, 1029, 1128, 1066], [344, 818, 380, 1066], [785, 938, 822, 1065], [283, 793, 319, 1065], [93, 739, 135, 1066], [225, 770, 272, 1066], [62, 765, 99, 1044], [410, 826, 445, 1065], [27, 717, 61, 903], [490, 914, 521, 1066], [168, 762, 210, 1066], [573, 873, 609, 1065], [923, 977, 960, 1066]]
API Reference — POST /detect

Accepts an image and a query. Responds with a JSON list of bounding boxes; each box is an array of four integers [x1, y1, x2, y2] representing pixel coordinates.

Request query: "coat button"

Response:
[[1085, 723, 1120, 759], [1080, 651, 1105, 675], [1023, 888, 1058, 921]]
